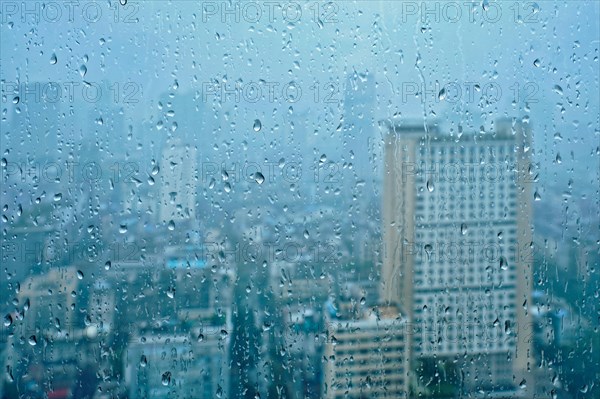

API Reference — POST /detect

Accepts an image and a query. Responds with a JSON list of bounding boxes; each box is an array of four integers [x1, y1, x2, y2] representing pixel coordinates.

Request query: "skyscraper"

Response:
[[381, 119, 534, 394]]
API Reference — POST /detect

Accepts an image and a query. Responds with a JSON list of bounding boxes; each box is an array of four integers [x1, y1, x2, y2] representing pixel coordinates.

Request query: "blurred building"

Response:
[[322, 293, 409, 399], [121, 245, 233, 399], [2, 266, 102, 399], [281, 308, 323, 399], [123, 327, 230, 399], [381, 119, 534, 394]]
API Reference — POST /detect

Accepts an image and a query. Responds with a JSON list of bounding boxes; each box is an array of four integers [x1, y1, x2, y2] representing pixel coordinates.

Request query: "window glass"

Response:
[[1, 1, 599, 398]]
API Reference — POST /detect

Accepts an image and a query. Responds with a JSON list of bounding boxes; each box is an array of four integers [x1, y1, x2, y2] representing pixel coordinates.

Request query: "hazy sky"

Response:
[[1, 1, 599, 197]]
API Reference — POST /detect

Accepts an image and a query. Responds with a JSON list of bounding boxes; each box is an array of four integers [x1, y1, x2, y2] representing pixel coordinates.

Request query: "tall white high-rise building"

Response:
[[158, 139, 197, 224], [381, 119, 534, 394]]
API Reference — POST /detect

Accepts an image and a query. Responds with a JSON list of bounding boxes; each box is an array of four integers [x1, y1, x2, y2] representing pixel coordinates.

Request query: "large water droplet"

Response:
[[426, 180, 434, 192], [438, 88, 446, 100], [519, 379, 527, 389], [140, 355, 147, 367], [253, 119, 262, 132], [50, 53, 57, 64], [499, 256, 508, 270], [161, 371, 171, 386], [553, 85, 563, 95], [424, 244, 433, 260], [254, 172, 265, 185], [28, 335, 37, 346], [167, 220, 175, 230], [79, 65, 87, 78]]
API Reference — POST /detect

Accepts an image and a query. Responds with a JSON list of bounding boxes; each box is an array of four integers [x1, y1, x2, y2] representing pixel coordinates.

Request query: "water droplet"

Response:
[[533, 59, 541, 67], [167, 287, 175, 298], [77, 270, 84, 279], [12, 96, 19, 104], [3, 314, 12, 327], [140, 355, 147, 367], [119, 0, 127, 5], [504, 320, 513, 335], [499, 256, 508, 270], [167, 220, 175, 230], [253, 119, 262, 132], [254, 172, 265, 184], [460, 223, 467, 235], [424, 244, 433, 260], [53, 193, 62, 201], [28, 335, 37, 346], [426, 180, 434, 192], [161, 371, 171, 386], [79, 65, 87, 78], [50, 53, 57, 64], [119, 224, 128, 233], [519, 379, 527, 389], [553, 85, 563, 95], [104, 261, 111, 271], [319, 154, 327, 164], [438, 88, 446, 100], [533, 191, 541, 201]]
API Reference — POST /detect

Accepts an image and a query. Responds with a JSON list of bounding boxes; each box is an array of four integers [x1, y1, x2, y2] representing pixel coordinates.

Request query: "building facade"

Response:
[[322, 298, 409, 399], [381, 119, 534, 394]]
